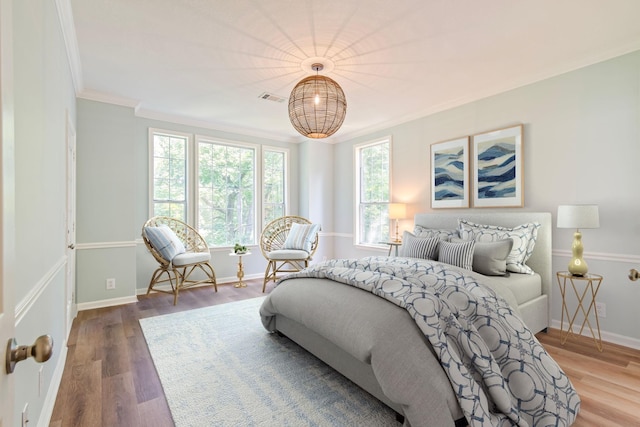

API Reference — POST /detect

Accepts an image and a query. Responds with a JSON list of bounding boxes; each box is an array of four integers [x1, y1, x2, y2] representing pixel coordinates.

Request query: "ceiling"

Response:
[[69, 0, 640, 142]]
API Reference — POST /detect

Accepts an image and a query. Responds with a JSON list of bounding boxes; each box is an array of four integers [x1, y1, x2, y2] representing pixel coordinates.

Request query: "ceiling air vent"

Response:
[[258, 92, 286, 103]]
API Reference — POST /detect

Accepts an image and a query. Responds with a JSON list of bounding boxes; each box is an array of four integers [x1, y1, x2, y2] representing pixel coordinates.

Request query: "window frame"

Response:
[[354, 136, 393, 249], [148, 129, 290, 249], [262, 146, 289, 226], [195, 135, 260, 247], [148, 128, 191, 223]]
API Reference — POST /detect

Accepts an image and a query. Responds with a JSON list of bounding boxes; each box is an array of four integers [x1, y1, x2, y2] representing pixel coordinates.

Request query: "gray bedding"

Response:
[[261, 276, 464, 426], [260, 256, 580, 427]]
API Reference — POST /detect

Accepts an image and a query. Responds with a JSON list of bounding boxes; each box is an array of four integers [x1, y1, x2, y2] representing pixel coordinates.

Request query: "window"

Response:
[[355, 138, 391, 245], [149, 129, 288, 248], [197, 138, 256, 247], [149, 130, 189, 222], [263, 148, 288, 225]]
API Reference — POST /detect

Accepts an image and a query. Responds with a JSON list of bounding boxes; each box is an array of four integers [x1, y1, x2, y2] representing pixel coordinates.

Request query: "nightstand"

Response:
[[380, 241, 402, 256], [229, 251, 251, 288], [556, 271, 603, 352]]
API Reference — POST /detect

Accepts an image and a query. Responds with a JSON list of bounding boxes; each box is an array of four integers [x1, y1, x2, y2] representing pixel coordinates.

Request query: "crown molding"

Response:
[[54, 0, 83, 94]]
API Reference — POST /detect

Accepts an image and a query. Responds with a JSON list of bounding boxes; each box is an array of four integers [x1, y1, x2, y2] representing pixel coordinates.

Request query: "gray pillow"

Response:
[[452, 237, 513, 276], [438, 240, 475, 270], [400, 231, 440, 260]]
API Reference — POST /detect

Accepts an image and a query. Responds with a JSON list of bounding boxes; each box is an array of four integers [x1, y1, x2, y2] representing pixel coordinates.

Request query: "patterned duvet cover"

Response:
[[277, 256, 580, 427]]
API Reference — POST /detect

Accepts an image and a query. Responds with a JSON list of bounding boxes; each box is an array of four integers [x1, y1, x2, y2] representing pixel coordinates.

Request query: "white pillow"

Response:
[[283, 223, 321, 253], [413, 225, 459, 241], [458, 219, 540, 274], [144, 224, 186, 262]]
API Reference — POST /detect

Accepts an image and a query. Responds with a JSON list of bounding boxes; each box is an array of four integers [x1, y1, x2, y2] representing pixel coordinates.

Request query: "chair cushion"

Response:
[[283, 223, 321, 253], [172, 251, 210, 266], [267, 249, 310, 260], [144, 224, 186, 261]]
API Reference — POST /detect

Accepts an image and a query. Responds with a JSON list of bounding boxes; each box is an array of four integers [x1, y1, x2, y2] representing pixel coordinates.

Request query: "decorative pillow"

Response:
[[438, 240, 475, 270], [458, 219, 541, 274], [400, 231, 440, 260], [283, 223, 321, 253], [144, 225, 186, 262], [413, 225, 459, 241], [452, 238, 513, 276]]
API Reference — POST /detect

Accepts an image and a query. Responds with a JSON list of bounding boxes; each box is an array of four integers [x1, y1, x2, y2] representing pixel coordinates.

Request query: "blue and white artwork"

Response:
[[434, 148, 464, 200], [476, 138, 516, 199], [431, 137, 469, 208], [472, 125, 523, 207]]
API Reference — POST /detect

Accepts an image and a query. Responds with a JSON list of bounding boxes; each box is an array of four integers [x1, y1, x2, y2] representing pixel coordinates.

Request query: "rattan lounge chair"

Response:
[[142, 216, 217, 305], [259, 215, 320, 292]]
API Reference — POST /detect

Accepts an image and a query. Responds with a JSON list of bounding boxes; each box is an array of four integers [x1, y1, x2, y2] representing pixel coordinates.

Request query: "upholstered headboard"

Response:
[[414, 212, 552, 331]]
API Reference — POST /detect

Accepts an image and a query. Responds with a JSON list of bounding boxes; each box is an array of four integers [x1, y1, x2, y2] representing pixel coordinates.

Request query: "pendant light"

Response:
[[288, 63, 347, 139]]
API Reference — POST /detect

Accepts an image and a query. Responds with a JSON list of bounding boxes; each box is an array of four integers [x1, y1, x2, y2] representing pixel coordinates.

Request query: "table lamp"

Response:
[[389, 203, 406, 242], [557, 204, 599, 276]]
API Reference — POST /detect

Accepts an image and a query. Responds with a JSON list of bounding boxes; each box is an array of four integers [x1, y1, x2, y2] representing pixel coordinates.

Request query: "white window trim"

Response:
[[354, 136, 393, 249], [148, 128, 192, 221], [261, 145, 290, 224], [195, 135, 260, 246]]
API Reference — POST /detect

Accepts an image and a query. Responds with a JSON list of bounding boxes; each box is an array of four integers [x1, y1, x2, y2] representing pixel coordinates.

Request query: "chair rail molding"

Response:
[[15, 256, 66, 324]]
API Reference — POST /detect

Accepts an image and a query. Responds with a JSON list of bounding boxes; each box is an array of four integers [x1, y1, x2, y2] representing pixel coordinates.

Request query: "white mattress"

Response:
[[486, 272, 542, 306]]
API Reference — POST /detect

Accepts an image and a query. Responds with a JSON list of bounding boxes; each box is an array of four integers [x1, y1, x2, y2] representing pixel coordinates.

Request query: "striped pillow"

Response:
[[400, 232, 440, 260], [283, 223, 321, 253], [438, 240, 475, 270], [144, 225, 186, 262]]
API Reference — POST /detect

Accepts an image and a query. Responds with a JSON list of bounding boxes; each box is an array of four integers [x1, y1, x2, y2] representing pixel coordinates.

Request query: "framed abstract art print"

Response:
[[430, 136, 470, 209], [471, 124, 523, 208]]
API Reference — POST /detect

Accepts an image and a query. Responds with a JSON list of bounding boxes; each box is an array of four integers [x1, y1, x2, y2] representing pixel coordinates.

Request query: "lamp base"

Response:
[[568, 230, 588, 276]]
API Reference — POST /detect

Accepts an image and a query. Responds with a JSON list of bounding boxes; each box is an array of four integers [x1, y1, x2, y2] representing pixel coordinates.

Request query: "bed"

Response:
[[259, 212, 580, 427]]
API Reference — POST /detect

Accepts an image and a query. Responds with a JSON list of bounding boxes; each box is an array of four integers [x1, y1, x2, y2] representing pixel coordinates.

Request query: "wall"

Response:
[[75, 99, 302, 305], [13, 0, 77, 425], [333, 51, 640, 347]]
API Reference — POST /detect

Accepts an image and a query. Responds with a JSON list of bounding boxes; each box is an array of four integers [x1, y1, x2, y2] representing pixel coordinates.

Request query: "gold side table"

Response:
[[380, 241, 402, 256], [556, 271, 603, 352], [229, 251, 251, 288]]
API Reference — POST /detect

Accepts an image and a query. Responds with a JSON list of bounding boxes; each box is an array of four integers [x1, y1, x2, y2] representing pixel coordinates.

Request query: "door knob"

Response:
[[630, 269, 640, 281], [5, 335, 53, 374], [68, 243, 75, 249]]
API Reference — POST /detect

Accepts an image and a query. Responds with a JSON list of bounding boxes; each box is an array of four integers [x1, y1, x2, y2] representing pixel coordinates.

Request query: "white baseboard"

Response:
[[551, 319, 640, 350], [38, 338, 68, 427], [77, 295, 139, 311]]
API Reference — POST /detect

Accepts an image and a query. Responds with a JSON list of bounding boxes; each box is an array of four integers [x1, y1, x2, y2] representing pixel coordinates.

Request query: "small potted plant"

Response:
[[233, 243, 247, 254]]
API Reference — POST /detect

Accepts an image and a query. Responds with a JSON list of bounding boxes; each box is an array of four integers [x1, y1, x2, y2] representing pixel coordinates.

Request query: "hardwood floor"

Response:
[[50, 281, 640, 426]]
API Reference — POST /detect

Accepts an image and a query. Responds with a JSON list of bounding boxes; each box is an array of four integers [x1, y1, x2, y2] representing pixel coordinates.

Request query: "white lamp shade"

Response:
[[557, 205, 599, 229], [389, 203, 406, 220]]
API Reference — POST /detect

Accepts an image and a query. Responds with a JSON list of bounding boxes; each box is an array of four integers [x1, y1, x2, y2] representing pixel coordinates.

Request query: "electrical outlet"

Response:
[[595, 302, 606, 318], [106, 278, 116, 290]]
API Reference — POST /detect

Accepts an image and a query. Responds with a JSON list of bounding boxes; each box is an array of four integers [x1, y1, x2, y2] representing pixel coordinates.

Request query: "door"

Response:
[[0, 0, 16, 423], [65, 113, 77, 336]]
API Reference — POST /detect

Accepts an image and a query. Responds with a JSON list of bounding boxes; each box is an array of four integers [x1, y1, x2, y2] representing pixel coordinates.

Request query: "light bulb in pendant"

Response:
[[314, 93, 320, 105]]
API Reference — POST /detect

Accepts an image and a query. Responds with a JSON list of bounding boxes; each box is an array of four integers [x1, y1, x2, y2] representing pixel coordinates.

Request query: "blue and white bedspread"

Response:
[[280, 256, 580, 427]]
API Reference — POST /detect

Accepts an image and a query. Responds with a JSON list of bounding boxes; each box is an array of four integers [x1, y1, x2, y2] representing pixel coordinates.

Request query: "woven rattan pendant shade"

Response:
[[288, 65, 347, 139]]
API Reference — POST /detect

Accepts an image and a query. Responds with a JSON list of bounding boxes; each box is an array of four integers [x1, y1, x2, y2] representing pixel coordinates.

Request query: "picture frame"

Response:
[[471, 124, 523, 208], [430, 136, 470, 209]]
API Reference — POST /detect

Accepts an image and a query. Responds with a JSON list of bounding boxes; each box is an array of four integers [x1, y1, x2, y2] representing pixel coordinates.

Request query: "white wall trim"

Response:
[[553, 249, 640, 264], [550, 320, 640, 350], [53, 0, 83, 94], [38, 339, 68, 427], [76, 241, 137, 250], [77, 296, 138, 311], [77, 89, 140, 109], [15, 256, 66, 325]]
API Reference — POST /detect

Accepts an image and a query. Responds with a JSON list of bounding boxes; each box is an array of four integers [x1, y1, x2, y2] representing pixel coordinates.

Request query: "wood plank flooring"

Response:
[[50, 280, 640, 426]]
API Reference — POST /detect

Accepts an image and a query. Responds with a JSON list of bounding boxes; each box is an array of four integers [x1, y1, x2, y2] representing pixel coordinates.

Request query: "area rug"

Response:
[[139, 297, 398, 426]]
